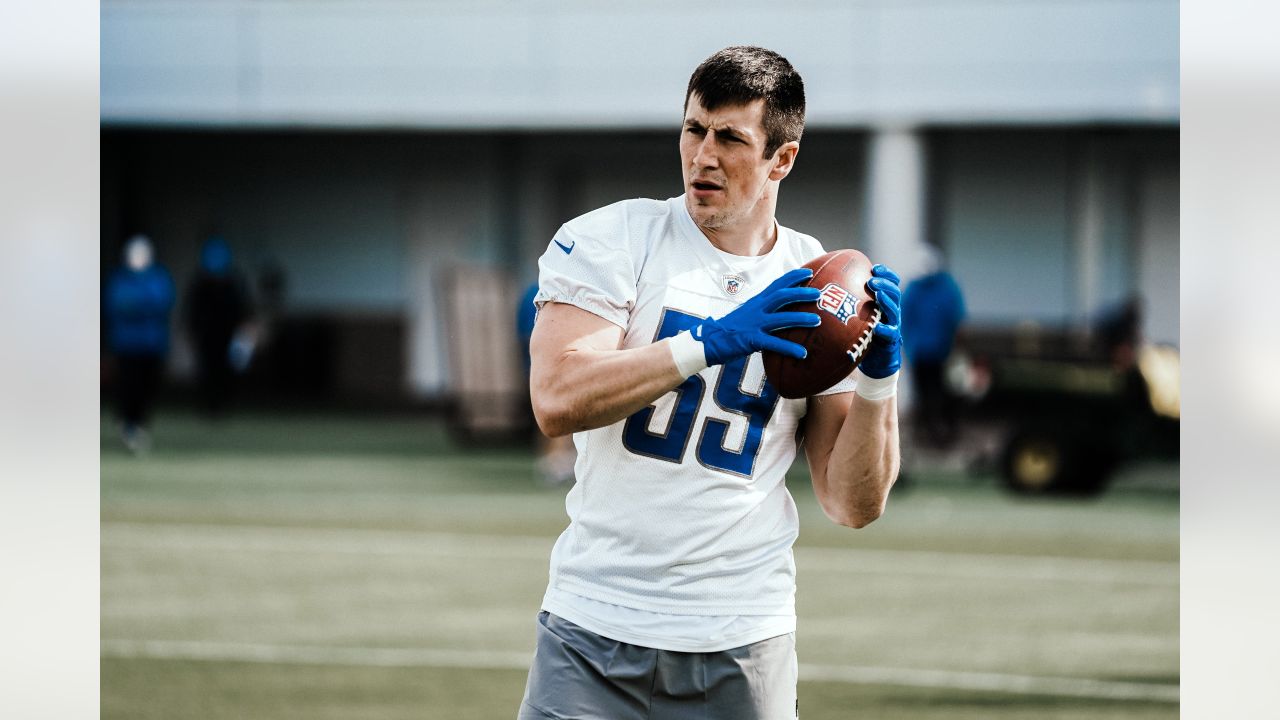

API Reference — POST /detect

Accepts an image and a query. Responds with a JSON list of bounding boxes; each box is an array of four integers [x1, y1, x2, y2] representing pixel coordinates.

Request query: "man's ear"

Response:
[[768, 141, 800, 181]]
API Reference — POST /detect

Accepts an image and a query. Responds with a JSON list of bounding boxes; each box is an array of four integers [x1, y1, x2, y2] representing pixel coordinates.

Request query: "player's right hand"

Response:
[[693, 268, 821, 366]]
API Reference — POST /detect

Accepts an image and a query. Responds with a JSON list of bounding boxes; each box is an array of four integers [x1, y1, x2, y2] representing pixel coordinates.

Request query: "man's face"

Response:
[[680, 94, 787, 231]]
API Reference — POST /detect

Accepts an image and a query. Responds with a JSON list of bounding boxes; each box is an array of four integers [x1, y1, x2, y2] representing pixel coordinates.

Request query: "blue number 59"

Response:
[[621, 308, 781, 478]]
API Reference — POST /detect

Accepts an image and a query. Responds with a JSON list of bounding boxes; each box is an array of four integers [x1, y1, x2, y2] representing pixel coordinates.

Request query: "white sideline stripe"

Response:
[[103, 522, 1178, 586], [799, 546, 1177, 586], [798, 662, 1179, 703], [103, 522, 553, 561], [100, 639, 1178, 704], [102, 639, 532, 671]]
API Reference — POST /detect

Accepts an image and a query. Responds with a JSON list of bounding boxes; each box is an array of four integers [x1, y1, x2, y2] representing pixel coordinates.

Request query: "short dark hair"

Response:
[[685, 46, 806, 159]]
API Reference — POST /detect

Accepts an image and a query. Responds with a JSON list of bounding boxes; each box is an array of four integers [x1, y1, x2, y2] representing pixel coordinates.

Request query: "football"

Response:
[[762, 249, 881, 399]]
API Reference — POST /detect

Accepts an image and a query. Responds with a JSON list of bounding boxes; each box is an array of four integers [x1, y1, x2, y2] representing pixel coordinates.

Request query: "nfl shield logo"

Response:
[[723, 274, 745, 296], [817, 282, 858, 323]]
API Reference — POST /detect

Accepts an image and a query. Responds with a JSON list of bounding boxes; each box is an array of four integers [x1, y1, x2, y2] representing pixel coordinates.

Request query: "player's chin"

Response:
[[688, 192, 720, 208], [690, 206, 731, 229]]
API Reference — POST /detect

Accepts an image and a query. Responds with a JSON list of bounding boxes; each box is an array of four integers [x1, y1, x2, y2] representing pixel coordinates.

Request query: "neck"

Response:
[[697, 186, 780, 257]]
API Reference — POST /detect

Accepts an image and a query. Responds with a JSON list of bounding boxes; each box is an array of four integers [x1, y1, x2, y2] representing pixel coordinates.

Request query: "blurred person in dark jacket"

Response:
[[1098, 297, 1141, 371], [105, 234, 175, 453], [185, 236, 253, 417], [901, 246, 966, 448]]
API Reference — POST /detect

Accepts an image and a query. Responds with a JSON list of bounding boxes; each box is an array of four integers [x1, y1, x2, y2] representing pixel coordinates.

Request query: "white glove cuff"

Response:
[[668, 330, 710, 378], [853, 368, 899, 401]]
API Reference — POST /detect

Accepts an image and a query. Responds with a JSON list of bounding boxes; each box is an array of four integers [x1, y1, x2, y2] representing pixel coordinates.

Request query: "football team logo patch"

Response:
[[817, 282, 858, 323], [722, 274, 746, 296]]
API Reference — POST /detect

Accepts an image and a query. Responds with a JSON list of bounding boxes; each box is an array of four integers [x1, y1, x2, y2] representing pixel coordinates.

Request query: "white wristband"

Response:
[[668, 330, 710, 378], [853, 368, 899, 401]]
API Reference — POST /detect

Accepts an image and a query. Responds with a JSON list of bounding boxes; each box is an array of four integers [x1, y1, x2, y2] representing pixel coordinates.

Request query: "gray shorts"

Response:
[[517, 611, 798, 720]]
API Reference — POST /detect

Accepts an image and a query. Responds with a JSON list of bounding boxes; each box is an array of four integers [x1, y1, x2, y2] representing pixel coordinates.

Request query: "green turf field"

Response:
[[102, 410, 1178, 719]]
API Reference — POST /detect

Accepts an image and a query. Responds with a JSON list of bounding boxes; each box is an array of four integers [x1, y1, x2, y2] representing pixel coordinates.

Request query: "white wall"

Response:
[[102, 0, 1179, 129]]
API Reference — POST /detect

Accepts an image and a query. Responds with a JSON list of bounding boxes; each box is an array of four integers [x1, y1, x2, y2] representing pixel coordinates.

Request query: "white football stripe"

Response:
[[100, 639, 1178, 703]]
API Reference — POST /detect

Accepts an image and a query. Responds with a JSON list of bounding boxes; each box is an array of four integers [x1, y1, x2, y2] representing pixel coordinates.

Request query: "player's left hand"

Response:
[[858, 264, 902, 379]]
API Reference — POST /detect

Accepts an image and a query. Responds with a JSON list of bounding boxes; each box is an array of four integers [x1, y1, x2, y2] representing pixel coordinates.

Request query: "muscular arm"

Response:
[[803, 389, 900, 528], [801, 261, 905, 528], [529, 301, 687, 437]]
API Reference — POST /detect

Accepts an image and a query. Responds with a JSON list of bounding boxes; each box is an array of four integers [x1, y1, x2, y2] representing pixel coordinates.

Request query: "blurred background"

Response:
[[99, 2, 1180, 719]]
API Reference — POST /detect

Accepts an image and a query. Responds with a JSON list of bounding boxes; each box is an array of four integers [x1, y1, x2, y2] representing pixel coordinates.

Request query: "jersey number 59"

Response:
[[621, 308, 781, 478]]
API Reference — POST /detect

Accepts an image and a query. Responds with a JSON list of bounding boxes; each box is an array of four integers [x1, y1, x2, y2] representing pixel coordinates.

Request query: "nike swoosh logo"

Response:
[[554, 238, 575, 255]]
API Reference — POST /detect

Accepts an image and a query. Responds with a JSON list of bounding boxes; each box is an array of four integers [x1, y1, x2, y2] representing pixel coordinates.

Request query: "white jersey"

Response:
[[533, 196, 855, 650]]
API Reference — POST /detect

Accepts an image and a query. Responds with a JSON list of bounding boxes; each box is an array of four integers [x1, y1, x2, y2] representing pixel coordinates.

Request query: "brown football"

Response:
[[762, 249, 881, 399]]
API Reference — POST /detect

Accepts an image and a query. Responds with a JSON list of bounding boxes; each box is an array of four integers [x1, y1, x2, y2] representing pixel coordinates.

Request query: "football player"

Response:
[[519, 46, 903, 719]]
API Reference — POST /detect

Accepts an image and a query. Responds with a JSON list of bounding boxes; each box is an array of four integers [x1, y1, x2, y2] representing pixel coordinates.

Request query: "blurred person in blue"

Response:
[[184, 235, 254, 417], [517, 282, 576, 486], [901, 245, 966, 448], [517, 282, 539, 374], [105, 234, 175, 453]]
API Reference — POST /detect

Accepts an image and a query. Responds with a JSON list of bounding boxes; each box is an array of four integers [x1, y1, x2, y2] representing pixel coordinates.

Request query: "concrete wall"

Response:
[[938, 131, 1076, 324], [1135, 157, 1179, 347], [933, 128, 1177, 342], [102, 0, 1178, 129]]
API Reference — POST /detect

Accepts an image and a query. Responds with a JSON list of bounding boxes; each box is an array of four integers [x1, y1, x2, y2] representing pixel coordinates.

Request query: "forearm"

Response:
[[532, 338, 687, 437], [817, 393, 900, 527]]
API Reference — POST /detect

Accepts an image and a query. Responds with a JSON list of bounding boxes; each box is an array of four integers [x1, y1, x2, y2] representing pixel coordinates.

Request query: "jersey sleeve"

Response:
[[534, 208, 639, 329]]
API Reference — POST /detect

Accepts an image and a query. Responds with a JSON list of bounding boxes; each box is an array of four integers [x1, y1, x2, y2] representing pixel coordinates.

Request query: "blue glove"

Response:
[[856, 264, 902, 379], [694, 268, 821, 366]]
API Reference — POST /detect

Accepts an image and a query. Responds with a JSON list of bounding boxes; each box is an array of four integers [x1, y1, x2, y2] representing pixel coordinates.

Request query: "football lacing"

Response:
[[847, 306, 882, 364]]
